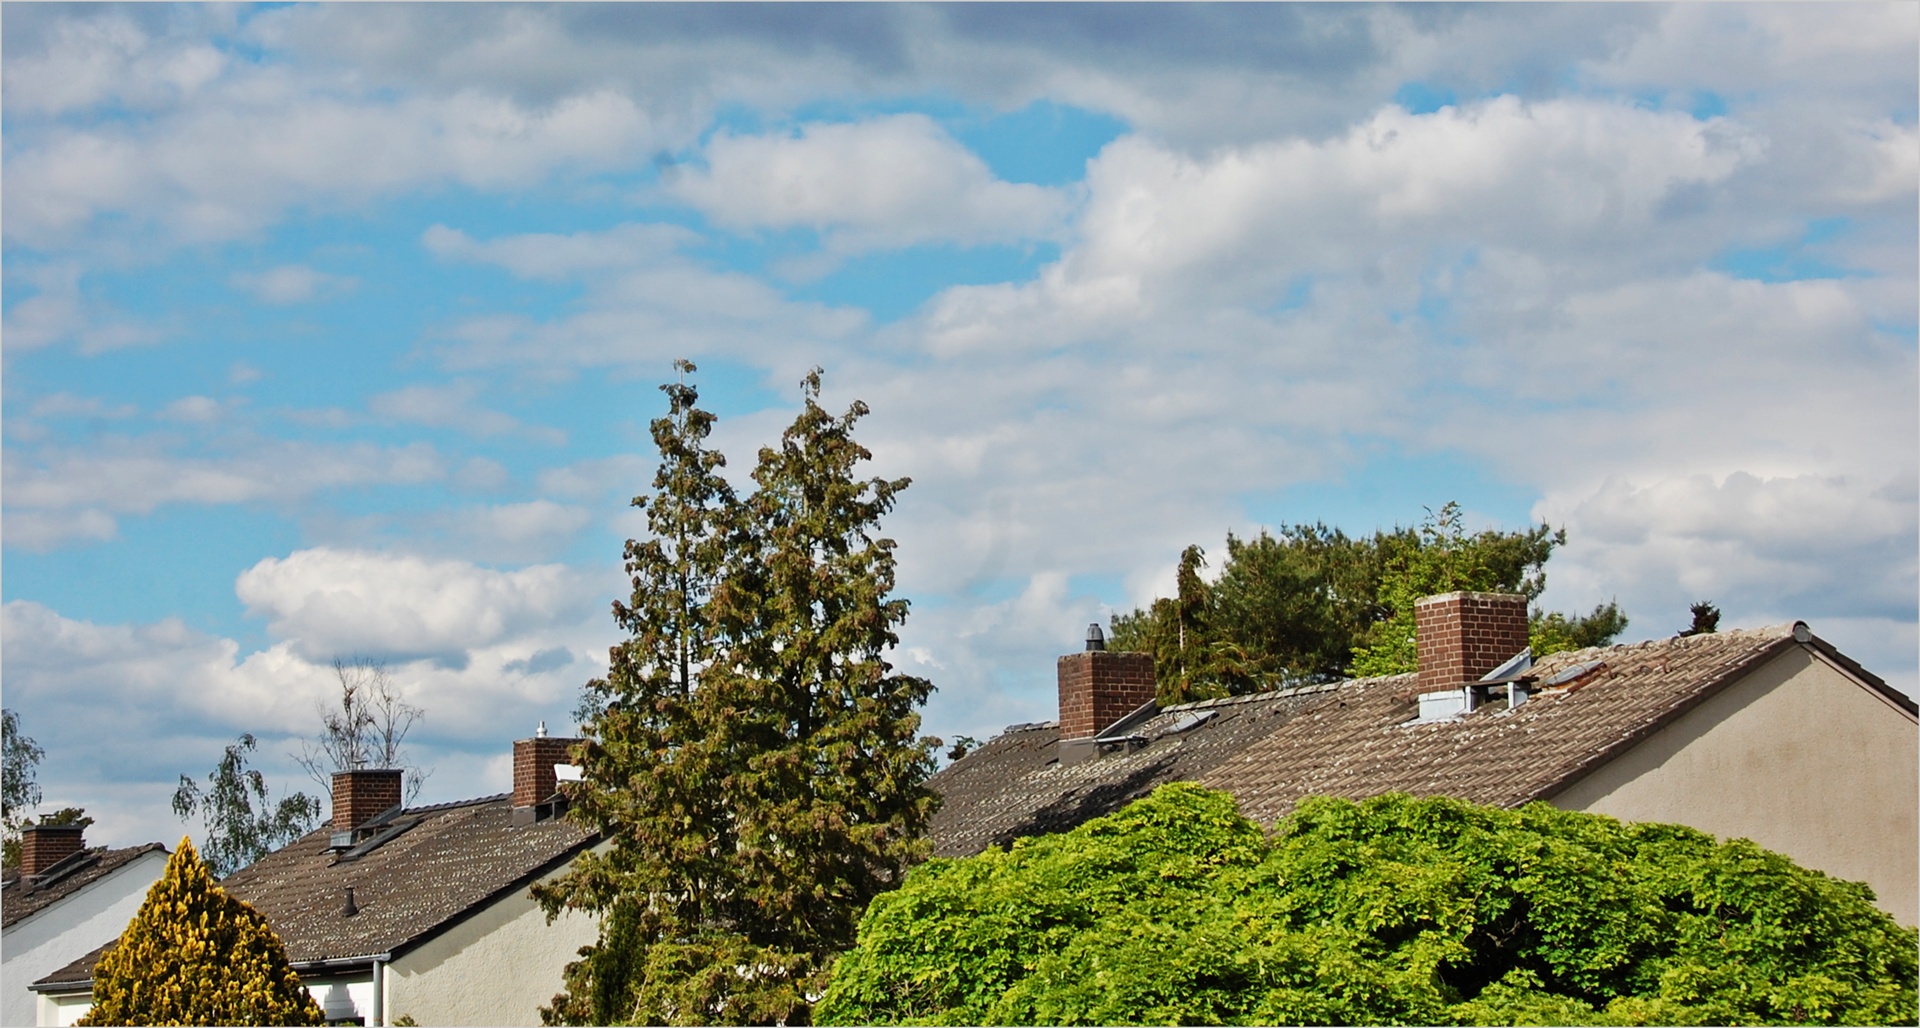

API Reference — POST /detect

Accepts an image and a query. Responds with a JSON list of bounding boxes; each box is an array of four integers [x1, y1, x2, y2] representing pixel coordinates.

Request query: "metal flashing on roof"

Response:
[[1481, 648, 1534, 682], [1157, 709, 1218, 737], [1541, 660, 1606, 689]]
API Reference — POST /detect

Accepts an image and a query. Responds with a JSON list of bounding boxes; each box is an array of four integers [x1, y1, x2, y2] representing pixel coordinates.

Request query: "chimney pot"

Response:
[[19, 823, 86, 876], [342, 886, 358, 917], [1085, 623, 1106, 652], [332, 769, 404, 833]]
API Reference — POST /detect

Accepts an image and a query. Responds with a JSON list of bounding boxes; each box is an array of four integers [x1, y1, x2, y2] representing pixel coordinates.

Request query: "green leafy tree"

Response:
[[173, 734, 322, 877], [818, 784, 1918, 1026], [1113, 505, 1626, 691], [3, 709, 46, 867], [79, 836, 323, 1026], [537, 365, 939, 1026]]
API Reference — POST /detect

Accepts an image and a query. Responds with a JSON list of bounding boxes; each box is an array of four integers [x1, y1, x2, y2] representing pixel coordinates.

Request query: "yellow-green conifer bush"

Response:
[[79, 836, 322, 1027]]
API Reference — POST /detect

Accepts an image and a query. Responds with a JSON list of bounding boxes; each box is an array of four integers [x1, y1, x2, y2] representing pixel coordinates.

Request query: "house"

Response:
[[929, 591, 1919, 925], [2, 827, 169, 1028], [29, 731, 600, 1027]]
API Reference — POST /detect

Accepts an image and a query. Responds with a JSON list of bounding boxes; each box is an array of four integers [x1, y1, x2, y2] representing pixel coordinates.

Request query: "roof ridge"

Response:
[[404, 792, 511, 815]]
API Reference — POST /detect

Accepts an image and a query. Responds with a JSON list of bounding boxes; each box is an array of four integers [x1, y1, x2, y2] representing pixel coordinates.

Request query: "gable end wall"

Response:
[[1549, 645, 1918, 925]]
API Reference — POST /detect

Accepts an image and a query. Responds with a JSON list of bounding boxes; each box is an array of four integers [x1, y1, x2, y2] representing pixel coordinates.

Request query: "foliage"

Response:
[[536, 364, 939, 1026], [1112, 504, 1627, 697], [3, 708, 46, 867], [173, 734, 322, 877], [817, 784, 1918, 1027], [292, 657, 429, 803], [79, 836, 323, 1026], [1681, 601, 1722, 636]]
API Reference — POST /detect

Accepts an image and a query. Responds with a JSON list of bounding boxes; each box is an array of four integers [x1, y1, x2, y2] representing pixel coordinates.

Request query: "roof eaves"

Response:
[[1804, 630, 1918, 717], [1532, 631, 1799, 805]]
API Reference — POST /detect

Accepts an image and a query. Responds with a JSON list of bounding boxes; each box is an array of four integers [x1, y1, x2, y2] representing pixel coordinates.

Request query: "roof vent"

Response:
[[1085, 623, 1106, 652], [342, 886, 358, 917]]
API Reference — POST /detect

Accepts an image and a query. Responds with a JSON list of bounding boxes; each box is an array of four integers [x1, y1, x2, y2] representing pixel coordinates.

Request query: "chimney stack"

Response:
[[1415, 591, 1530, 693], [513, 732, 581, 811], [19, 823, 85, 876], [332, 769, 404, 833], [1057, 640, 1155, 743]]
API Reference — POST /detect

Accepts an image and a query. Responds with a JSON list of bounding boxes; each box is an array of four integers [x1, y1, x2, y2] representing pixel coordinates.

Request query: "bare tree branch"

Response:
[[291, 658, 431, 803]]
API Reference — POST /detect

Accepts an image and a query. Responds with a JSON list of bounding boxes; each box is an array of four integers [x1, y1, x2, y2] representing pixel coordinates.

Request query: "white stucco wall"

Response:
[[4, 849, 169, 1028], [385, 867, 600, 1027], [1550, 645, 1919, 925], [33, 990, 92, 1027], [304, 972, 377, 1024]]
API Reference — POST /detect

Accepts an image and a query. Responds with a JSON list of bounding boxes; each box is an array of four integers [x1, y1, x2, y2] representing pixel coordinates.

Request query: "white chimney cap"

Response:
[[536, 720, 548, 738]]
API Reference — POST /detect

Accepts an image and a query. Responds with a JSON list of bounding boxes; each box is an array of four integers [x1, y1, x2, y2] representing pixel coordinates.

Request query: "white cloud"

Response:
[[26, 392, 138, 420], [1, 9, 228, 117], [0, 263, 166, 354], [234, 547, 598, 666], [2, 508, 119, 549], [5, 75, 664, 249], [159, 395, 235, 424], [668, 114, 1071, 254], [425, 225, 868, 370], [423, 222, 691, 280], [2, 439, 447, 550], [367, 380, 565, 444], [230, 264, 354, 304]]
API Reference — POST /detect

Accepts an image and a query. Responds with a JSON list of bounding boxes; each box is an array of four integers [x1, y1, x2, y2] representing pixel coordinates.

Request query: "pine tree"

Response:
[[536, 365, 938, 1026], [80, 837, 323, 1026]]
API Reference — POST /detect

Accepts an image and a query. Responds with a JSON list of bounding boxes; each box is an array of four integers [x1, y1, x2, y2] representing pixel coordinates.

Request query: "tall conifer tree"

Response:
[[537, 366, 937, 1026]]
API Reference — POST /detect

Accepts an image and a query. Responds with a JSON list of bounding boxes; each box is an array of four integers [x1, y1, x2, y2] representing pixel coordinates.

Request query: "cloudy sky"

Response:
[[4, 3, 1915, 853]]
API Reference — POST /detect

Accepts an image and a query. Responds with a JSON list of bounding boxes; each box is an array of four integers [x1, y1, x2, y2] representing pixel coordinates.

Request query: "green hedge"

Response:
[[818, 783, 1917, 1026]]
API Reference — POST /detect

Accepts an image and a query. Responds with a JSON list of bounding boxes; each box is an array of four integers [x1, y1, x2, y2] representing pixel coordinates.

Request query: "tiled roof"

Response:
[[929, 624, 1909, 854], [2, 844, 168, 930], [927, 685, 1338, 857], [31, 793, 594, 991], [1206, 625, 1809, 822]]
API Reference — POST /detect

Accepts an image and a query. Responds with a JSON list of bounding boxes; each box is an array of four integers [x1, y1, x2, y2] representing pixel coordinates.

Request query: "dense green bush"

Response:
[[818, 784, 1917, 1026], [80, 836, 322, 1026]]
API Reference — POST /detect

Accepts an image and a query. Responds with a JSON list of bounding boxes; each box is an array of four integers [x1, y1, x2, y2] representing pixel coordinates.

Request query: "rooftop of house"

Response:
[[927, 620, 1915, 857], [34, 736, 597, 994], [2, 844, 169, 931]]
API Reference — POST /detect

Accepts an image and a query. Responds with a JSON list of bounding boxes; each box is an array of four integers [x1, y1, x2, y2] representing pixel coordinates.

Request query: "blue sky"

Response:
[[4, 3, 1916, 852]]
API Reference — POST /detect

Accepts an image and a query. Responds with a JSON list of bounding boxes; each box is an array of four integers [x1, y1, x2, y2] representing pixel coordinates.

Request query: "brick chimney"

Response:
[[1057, 626, 1156, 743], [513, 729, 581, 810], [1415, 591, 1530, 693], [19, 823, 85, 876], [331, 769, 403, 832]]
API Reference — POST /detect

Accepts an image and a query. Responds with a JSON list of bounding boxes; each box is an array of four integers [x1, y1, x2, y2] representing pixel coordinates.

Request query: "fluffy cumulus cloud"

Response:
[[668, 114, 1071, 254], [234, 547, 598, 666]]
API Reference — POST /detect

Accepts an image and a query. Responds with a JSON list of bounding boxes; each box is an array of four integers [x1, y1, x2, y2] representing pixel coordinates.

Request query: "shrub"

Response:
[[818, 784, 1918, 1026], [80, 836, 323, 1026]]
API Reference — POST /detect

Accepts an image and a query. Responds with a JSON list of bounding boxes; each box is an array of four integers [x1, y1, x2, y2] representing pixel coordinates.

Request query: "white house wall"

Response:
[[1551, 645, 1919, 925], [5, 848, 169, 1028], [385, 867, 599, 1027]]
